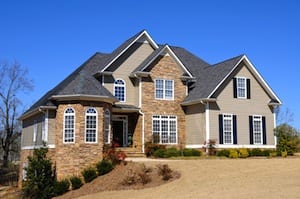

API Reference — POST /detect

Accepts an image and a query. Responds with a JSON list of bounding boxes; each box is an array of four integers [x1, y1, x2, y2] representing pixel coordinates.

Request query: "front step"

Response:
[[116, 147, 146, 158]]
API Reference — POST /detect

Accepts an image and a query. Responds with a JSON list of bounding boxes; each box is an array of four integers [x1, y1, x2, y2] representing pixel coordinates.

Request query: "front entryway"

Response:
[[112, 115, 128, 147]]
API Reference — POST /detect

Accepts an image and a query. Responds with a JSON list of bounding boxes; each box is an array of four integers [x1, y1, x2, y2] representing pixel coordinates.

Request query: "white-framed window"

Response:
[[155, 79, 174, 100], [33, 120, 37, 142], [22, 162, 28, 181], [223, 114, 233, 144], [85, 107, 97, 143], [114, 79, 126, 102], [63, 107, 75, 143], [253, 115, 263, 144], [104, 109, 111, 144], [236, 77, 246, 98], [152, 115, 177, 144]]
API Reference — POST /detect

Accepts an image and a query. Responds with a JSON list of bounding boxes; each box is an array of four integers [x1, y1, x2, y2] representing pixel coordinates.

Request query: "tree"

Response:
[[0, 61, 33, 167], [22, 146, 55, 199], [274, 123, 300, 155]]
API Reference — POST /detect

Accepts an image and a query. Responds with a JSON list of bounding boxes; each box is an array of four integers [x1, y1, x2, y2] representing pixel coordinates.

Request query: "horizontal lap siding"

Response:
[[103, 42, 154, 106], [210, 64, 275, 145], [185, 104, 206, 145]]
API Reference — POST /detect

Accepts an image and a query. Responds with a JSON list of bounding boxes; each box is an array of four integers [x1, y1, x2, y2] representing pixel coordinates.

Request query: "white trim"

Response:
[[44, 110, 49, 142], [185, 144, 276, 149], [205, 102, 210, 154], [236, 77, 247, 99], [140, 45, 194, 78], [218, 144, 276, 149], [154, 79, 174, 100], [101, 30, 159, 72], [104, 109, 111, 144], [63, 107, 75, 144], [252, 115, 263, 145], [21, 144, 56, 150], [139, 77, 142, 108], [139, 110, 145, 153], [85, 107, 98, 143], [223, 114, 233, 144], [273, 110, 277, 147], [114, 78, 126, 102], [207, 55, 282, 104], [33, 120, 37, 143]]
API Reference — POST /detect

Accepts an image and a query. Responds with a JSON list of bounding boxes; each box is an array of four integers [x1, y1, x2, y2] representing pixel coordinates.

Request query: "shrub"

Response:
[[238, 148, 249, 158], [144, 142, 166, 157], [164, 147, 180, 158], [183, 148, 201, 156], [229, 149, 239, 158], [138, 172, 151, 185], [96, 160, 114, 176], [22, 147, 55, 199], [157, 164, 173, 181], [122, 169, 138, 185], [104, 146, 127, 165], [250, 148, 264, 156], [281, 150, 288, 158], [53, 179, 70, 196], [275, 124, 300, 155], [70, 176, 83, 190], [153, 149, 166, 158], [82, 167, 97, 183], [216, 149, 230, 157], [203, 139, 216, 155]]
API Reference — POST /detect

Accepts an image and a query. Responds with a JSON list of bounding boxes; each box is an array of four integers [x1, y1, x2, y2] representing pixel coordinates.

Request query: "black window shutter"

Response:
[[219, 114, 223, 144], [233, 115, 237, 144], [233, 78, 237, 98], [247, 79, 251, 99], [262, 116, 267, 145], [249, 116, 253, 144]]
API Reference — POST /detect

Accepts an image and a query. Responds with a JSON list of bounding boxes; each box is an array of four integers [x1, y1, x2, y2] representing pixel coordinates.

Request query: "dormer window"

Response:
[[114, 79, 126, 102]]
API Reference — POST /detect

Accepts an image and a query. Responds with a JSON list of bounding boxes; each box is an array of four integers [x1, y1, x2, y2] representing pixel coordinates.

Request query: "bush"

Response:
[[70, 176, 83, 190], [82, 167, 97, 183], [104, 147, 127, 165], [22, 147, 55, 199], [238, 148, 249, 158], [229, 149, 239, 158], [144, 142, 166, 157], [249, 148, 264, 156], [164, 147, 180, 158], [216, 149, 230, 157], [96, 160, 114, 176], [281, 150, 288, 157], [153, 149, 166, 158], [53, 179, 70, 196], [138, 172, 151, 185], [122, 169, 138, 185], [157, 164, 173, 181], [183, 148, 201, 156], [275, 124, 300, 155]]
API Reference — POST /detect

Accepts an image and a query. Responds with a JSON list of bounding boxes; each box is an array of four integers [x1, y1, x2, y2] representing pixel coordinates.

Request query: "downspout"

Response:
[[200, 101, 210, 156], [273, 106, 278, 148], [137, 74, 145, 153]]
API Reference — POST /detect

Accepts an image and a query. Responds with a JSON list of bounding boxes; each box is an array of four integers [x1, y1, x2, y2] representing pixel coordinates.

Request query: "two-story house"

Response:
[[19, 30, 281, 182]]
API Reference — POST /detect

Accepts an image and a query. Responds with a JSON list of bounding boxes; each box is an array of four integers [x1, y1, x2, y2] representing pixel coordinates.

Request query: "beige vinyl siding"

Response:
[[21, 112, 45, 147], [47, 110, 56, 145], [185, 104, 206, 145], [210, 64, 275, 145], [103, 41, 155, 106]]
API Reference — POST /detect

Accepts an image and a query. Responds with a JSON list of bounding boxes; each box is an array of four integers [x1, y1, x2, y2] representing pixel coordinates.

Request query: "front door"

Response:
[[112, 116, 128, 147]]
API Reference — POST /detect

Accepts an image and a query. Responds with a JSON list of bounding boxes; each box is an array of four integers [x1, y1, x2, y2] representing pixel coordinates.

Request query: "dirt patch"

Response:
[[55, 161, 180, 199]]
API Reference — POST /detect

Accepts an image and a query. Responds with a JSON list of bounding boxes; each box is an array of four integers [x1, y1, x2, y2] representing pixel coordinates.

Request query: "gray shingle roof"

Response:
[[183, 55, 244, 103], [23, 53, 115, 115]]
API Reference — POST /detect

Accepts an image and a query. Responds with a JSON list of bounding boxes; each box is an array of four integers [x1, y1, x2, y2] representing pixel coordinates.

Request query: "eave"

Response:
[[18, 105, 57, 120], [51, 94, 118, 104], [181, 98, 217, 106]]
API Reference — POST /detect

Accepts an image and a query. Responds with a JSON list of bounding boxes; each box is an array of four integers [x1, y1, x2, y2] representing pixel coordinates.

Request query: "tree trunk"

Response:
[[3, 144, 9, 168]]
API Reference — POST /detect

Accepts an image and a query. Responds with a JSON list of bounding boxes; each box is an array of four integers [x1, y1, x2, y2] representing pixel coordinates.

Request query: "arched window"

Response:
[[64, 107, 75, 143], [104, 109, 111, 144], [85, 107, 97, 143], [114, 79, 125, 102]]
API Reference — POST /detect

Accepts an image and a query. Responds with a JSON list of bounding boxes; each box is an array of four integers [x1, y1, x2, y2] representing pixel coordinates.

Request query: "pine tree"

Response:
[[22, 146, 55, 199]]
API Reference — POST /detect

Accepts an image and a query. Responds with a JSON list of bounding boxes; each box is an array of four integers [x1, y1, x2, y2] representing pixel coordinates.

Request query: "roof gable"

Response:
[[132, 44, 194, 78], [100, 30, 158, 73]]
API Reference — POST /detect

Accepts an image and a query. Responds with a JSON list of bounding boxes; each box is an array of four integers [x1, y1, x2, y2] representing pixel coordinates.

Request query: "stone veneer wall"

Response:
[[55, 102, 111, 180], [141, 55, 187, 147]]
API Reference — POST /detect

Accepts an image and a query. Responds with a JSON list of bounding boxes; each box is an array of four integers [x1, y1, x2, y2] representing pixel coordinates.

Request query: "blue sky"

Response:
[[1, 0, 299, 129]]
